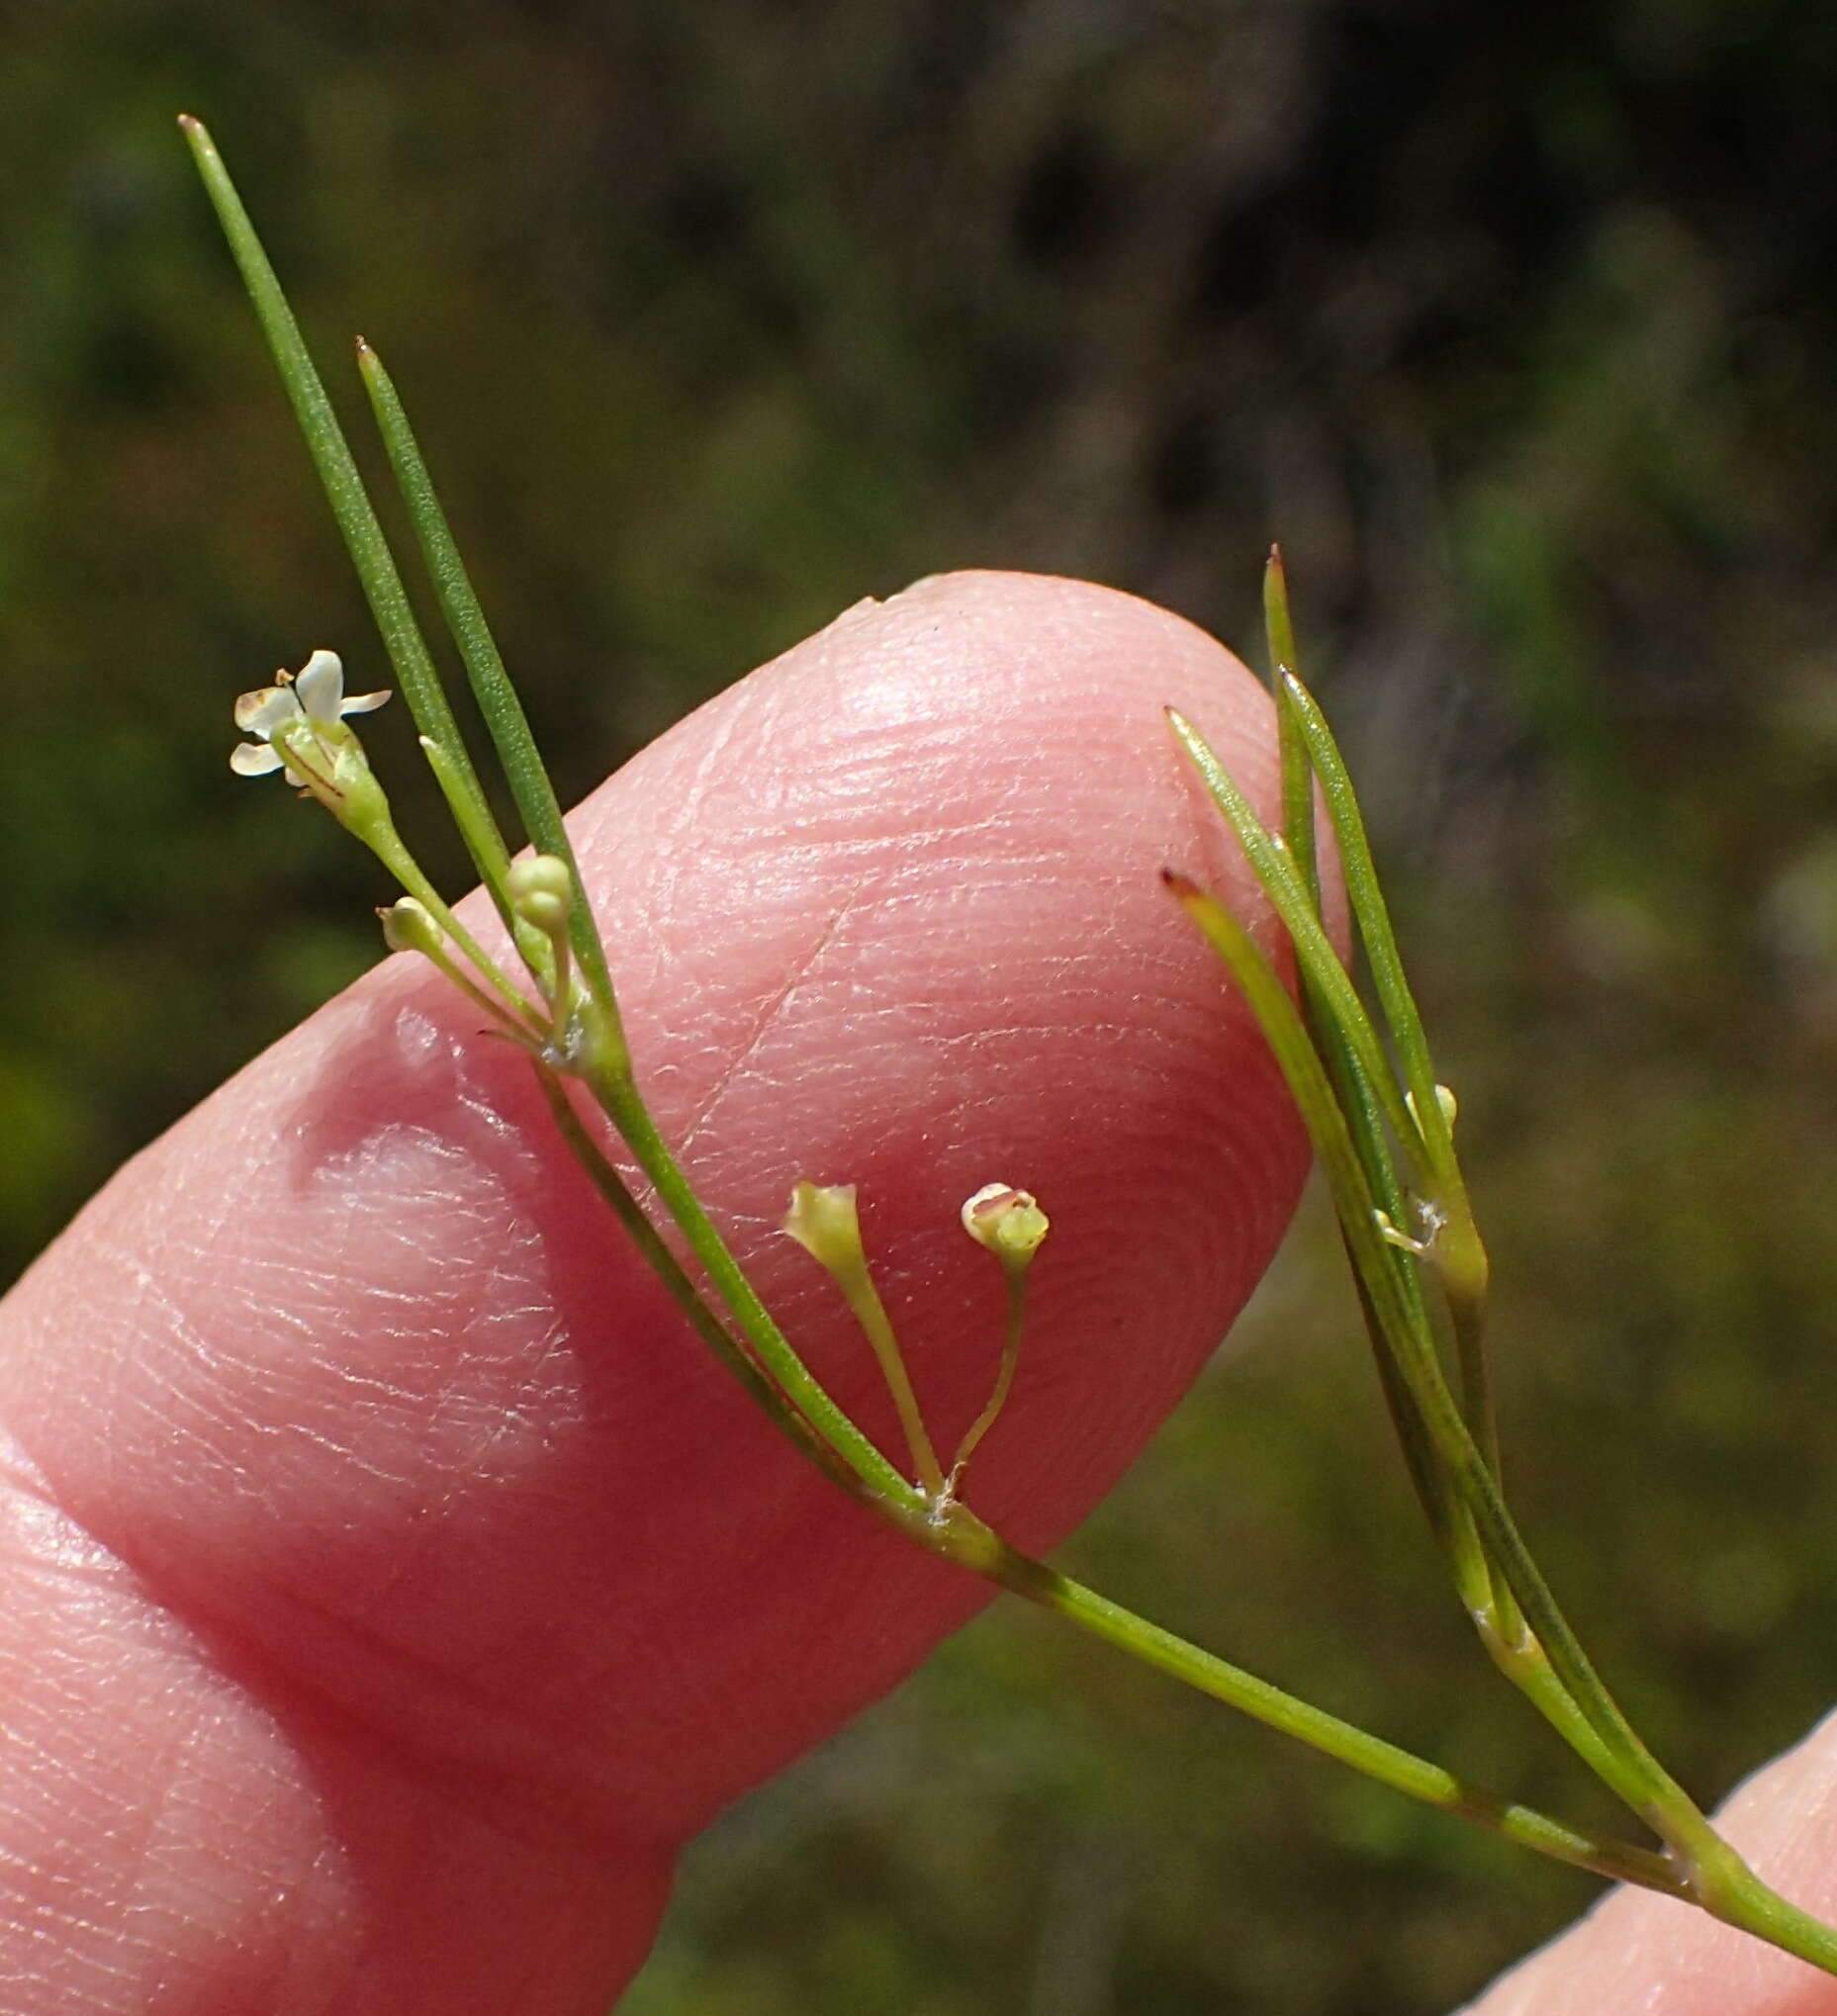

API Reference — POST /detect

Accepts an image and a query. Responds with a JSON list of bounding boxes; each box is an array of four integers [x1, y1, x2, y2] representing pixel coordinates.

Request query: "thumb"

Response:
[[1466, 1709, 1837, 2014], [0, 570, 1309, 2013]]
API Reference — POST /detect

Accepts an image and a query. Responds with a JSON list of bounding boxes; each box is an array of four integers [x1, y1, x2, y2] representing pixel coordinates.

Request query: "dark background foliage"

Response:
[[9, 2, 1837, 2008]]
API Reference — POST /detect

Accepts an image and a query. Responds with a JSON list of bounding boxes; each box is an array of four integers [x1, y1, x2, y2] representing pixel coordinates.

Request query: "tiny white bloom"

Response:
[[230, 649, 391, 779]]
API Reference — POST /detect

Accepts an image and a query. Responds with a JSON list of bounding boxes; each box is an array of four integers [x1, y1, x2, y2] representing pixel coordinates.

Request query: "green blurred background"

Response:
[[9, 2, 1837, 2008]]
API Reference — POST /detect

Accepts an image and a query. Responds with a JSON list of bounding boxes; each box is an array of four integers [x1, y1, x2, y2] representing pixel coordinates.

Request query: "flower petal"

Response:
[[234, 686, 302, 737], [230, 741, 287, 776], [338, 687, 392, 716], [295, 649, 346, 724]]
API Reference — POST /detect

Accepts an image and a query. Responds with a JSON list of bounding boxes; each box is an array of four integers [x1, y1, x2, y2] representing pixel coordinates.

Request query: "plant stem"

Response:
[[948, 1267, 1027, 1491], [529, 1070, 874, 1494], [958, 1517, 1684, 1897], [531, 1076, 1778, 1920], [587, 1066, 923, 1509], [359, 819, 535, 1029], [825, 1250, 947, 1501], [1703, 1874, 1837, 1974]]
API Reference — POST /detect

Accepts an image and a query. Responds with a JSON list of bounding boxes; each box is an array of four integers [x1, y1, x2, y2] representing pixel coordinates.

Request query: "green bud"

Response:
[[961, 1183, 1050, 1270], [380, 896, 443, 956], [782, 1180, 868, 1278], [1405, 1082, 1459, 1139], [506, 853, 573, 938]]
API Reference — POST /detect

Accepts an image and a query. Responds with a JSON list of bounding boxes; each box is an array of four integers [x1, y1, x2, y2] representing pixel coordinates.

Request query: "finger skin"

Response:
[[0, 571, 1311, 2012], [1466, 1710, 1837, 2015]]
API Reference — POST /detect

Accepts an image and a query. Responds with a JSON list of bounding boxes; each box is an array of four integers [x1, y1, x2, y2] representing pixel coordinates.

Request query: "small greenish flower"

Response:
[[783, 1180, 868, 1277], [960, 1183, 1050, 1271], [230, 649, 391, 816], [1405, 1082, 1459, 1139], [505, 853, 574, 934], [379, 895, 443, 957]]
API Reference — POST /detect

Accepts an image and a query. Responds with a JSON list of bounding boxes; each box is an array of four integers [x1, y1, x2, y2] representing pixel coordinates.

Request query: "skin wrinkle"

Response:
[[673, 873, 873, 1162], [0, 1495, 333, 2007], [1462, 1710, 1837, 2015], [134, 1713, 274, 1997]]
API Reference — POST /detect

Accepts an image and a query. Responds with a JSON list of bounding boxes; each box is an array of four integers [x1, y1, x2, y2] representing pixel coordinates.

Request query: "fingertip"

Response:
[[1469, 1709, 1837, 2013], [0, 571, 1324, 2004], [572, 568, 1313, 1546]]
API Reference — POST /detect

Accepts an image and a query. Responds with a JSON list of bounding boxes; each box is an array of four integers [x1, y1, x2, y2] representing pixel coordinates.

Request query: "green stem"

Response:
[[530, 1069, 878, 1498], [1448, 1287, 1508, 1550], [964, 1521, 1683, 1898], [948, 1266, 1027, 1492], [185, 108, 1837, 1980], [564, 1046, 1837, 1972], [521, 1080, 1768, 1924], [1703, 1874, 1837, 1974], [398, 917, 546, 1043], [588, 1066, 922, 1509], [360, 818, 536, 1029], [990, 1532, 1837, 1978], [817, 1238, 945, 1500]]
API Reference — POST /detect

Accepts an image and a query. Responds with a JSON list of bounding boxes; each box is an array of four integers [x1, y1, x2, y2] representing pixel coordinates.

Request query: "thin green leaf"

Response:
[[1263, 542, 1300, 679], [1162, 871, 1428, 1360], [1265, 550, 1321, 909], [1164, 869, 1716, 1844], [1275, 670, 1451, 1175], [178, 116, 513, 924], [1274, 668, 1501, 1519], [1165, 709, 1428, 1186], [357, 339, 619, 1022]]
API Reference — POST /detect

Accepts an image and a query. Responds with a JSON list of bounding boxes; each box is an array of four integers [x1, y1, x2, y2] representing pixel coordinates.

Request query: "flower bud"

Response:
[[1405, 1082, 1459, 1139], [960, 1183, 1050, 1270], [380, 896, 443, 956], [506, 853, 574, 937], [782, 1180, 867, 1278]]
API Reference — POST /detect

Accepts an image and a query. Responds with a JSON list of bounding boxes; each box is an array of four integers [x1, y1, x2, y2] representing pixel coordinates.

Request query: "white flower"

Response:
[[230, 649, 390, 779]]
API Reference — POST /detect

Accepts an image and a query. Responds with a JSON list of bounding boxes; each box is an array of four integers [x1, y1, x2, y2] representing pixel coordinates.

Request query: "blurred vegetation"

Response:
[[9, 1, 1837, 2008]]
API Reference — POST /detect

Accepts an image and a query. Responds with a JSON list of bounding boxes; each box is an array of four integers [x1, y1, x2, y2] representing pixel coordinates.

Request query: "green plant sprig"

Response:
[[184, 114, 1837, 1977], [1167, 578, 1837, 1962]]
